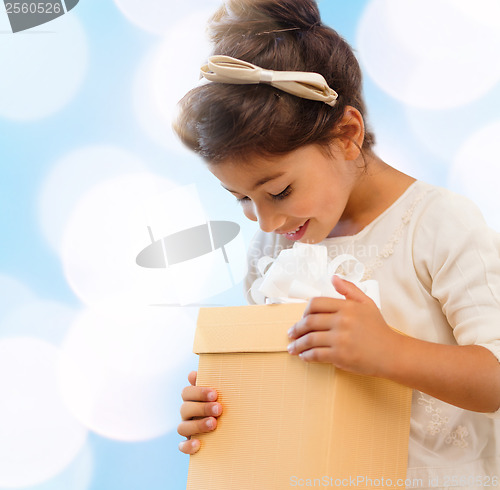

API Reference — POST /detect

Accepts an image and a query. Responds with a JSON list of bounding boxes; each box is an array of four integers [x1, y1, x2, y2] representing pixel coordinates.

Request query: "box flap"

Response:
[[193, 303, 307, 354]]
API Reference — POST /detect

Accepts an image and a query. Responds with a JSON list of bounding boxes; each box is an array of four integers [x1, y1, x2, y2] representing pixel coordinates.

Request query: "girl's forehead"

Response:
[[212, 144, 328, 173], [208, 158, 289, 187]]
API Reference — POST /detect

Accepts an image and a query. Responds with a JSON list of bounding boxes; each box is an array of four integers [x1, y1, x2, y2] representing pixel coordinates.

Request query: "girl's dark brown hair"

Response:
[[173, 0, 375, 163]]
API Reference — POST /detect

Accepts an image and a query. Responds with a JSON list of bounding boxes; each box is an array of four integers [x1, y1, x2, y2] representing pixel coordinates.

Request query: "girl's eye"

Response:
[[236, 196, 251, 203], [271, 186, 292, 201]]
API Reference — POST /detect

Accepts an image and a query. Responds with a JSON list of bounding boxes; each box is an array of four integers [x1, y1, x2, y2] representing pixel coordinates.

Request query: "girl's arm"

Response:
[[388, 332, 500, 413], [287, 276, 500, 414]]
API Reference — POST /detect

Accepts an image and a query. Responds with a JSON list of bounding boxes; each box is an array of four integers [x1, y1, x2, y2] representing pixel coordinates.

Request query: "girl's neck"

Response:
[[327, 155, 416, 238]]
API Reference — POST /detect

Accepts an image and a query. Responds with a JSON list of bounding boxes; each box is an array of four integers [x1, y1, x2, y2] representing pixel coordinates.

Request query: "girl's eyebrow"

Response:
[[221, 172, 287, 193], [252, 172, 286, 190]]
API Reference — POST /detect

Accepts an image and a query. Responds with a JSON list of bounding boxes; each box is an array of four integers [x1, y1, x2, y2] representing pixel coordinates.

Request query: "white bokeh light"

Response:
[[113, 0, 221, 36], [61, 173, 180, 305], [405, 87, 500, 162], [357, 0, 500, 109], [61, 174, 246, 306], [448, 121, 500, 231], [0, 275, 36, 320], [0, 299, 78, 346], [59, 304, 198, 441], [9, 443, 94, 490], [0, 12, 88, 120], [0, 338, 87, 488], [38, 146, 148, 253], [443, 0, 500, 28], [133, 11, 212, 153]]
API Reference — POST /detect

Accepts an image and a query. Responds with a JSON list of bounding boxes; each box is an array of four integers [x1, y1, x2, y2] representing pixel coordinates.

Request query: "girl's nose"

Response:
[[255, 203, 286, 233]]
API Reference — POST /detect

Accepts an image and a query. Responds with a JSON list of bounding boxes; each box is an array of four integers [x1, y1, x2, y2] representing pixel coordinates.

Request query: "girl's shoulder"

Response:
[[408, 182, 500, 279], [410, 181, 491, 231], [381, 180, 481, 222]]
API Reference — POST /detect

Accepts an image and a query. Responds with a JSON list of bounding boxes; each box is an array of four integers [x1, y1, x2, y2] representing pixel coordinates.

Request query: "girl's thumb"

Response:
[[332, 275, 370, 304]]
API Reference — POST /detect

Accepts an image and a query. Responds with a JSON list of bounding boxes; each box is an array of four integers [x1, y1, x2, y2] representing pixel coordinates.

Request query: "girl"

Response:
[[175, 0, 500, 487]]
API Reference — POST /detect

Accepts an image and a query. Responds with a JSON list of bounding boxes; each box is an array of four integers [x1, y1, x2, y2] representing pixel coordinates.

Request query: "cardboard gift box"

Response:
[[187, 303, 412, 490]]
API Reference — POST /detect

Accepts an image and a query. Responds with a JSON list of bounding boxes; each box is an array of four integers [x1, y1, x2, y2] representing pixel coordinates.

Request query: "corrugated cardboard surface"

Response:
[[187, 304, 412, 490]]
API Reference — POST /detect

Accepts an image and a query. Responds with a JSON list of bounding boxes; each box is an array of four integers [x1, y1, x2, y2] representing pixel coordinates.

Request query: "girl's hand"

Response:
[[287, 276, 400, 377], [177, 371, 222, 454]]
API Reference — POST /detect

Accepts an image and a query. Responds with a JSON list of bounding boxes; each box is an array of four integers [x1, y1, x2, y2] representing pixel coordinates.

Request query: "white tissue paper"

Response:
[[250, 243, 380, 308]]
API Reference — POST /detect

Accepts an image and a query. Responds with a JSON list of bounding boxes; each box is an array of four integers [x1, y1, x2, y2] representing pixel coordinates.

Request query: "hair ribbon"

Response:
[[200, 55, 338, 107]]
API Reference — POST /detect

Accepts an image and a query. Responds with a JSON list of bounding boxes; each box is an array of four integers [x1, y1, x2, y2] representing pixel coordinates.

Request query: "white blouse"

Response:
[[244, 181, 500, 489]]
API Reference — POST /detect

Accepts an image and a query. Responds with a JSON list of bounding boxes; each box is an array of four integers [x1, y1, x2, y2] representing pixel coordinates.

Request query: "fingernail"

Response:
[[207, 391, 217, 401], [287, 342, 294, 354], [192, 439, 200, 450], [287, 327, 294, 338], [206, 418, 215, 429], [212, 404, 220, 416]]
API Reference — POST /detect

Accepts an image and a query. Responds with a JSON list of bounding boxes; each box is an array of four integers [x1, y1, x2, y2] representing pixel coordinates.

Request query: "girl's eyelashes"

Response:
[[235, 185, 292, 203], [271, 185, 292, 201]]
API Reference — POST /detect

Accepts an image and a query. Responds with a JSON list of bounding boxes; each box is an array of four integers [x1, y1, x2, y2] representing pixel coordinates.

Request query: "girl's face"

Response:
[[208, 144, 361, 244]]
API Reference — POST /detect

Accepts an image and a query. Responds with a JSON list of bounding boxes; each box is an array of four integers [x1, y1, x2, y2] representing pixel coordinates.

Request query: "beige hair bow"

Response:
[[200, 55, 338, 107]]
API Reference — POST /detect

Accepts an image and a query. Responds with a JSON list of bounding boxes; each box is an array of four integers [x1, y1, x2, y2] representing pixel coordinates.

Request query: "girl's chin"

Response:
[[298, 237, 322, 244], [297, 223, 330, 245], [298, 232, 325, 245]]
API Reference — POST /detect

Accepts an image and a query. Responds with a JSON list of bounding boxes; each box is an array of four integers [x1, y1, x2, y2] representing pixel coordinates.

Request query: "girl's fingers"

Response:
[[180, 401, 222, 421], [288, 313, 338, 340], [188, 371, 197, 386], [288, 331, 332, 355], [178, 371, 221, 455], [181, 385, 218, 403], [177, 417, 218, 438], [302, 297, 344, 317], [178, 438, 201, 455], [296, 346, 334, 363]]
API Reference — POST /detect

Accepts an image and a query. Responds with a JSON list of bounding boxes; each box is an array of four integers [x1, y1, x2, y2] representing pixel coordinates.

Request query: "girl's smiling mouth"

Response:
[[279, 220, 310, 241]]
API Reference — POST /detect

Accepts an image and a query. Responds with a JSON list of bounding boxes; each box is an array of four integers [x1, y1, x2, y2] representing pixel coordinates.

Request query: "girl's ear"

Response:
[[333, 106, 365, 161]]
